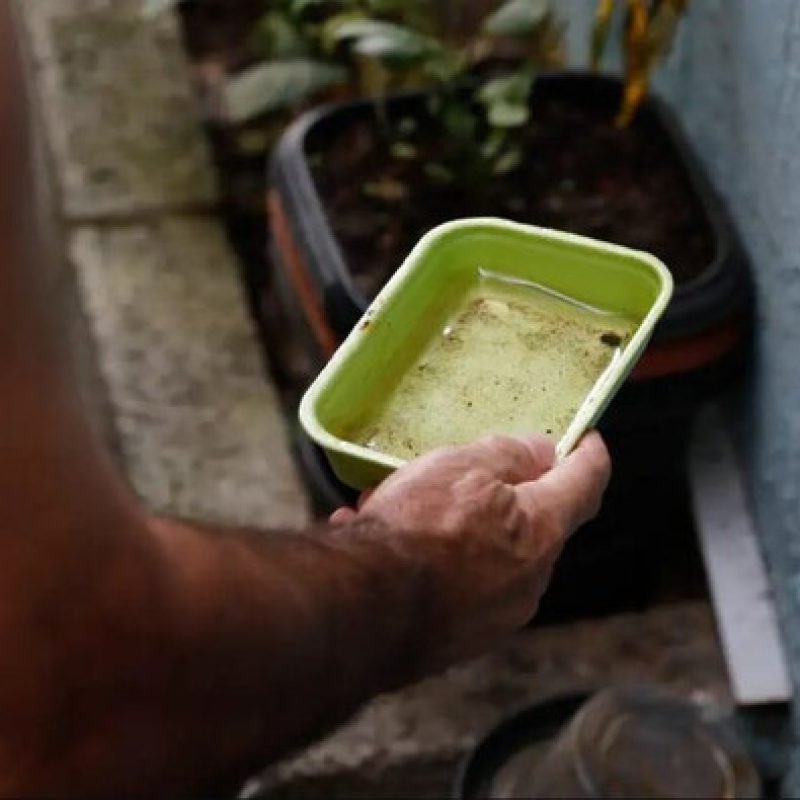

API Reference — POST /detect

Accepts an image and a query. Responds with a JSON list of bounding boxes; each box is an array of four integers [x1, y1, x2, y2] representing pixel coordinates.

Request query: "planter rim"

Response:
[[270, 70, 752, 344], [271, 99, 368, 311]]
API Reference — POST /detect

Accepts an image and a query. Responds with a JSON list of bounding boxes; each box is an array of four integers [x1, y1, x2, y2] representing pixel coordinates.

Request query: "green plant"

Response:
[[144, 1, 463, 122], [147, 0, 687, 137], [144, 0, 353, 122], [145, 1, 563, 181], [323, 0, 564, 185]]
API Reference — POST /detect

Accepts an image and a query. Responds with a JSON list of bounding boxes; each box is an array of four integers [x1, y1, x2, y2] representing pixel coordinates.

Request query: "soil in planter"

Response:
[[349, 273, 635, 460], [312, 98, 716, 302]]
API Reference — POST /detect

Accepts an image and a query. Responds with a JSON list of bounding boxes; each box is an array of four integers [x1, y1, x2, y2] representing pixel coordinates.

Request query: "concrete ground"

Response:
[[11, 1, 732, 795], [15, 0, 309, 529], [256, 603, 730, 798]]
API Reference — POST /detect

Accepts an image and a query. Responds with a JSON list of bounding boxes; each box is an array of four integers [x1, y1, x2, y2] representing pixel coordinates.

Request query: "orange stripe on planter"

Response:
[[268, 190, 338, 358], [632, 318, 746, 381]]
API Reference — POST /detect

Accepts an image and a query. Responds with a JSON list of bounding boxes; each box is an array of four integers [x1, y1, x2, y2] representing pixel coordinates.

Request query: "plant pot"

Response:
[[266, 72, 753, 619], [268, 72, 752, 389]]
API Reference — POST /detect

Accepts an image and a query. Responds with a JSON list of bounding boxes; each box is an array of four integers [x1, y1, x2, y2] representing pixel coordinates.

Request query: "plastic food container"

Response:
[[299, 218, 673, 489]]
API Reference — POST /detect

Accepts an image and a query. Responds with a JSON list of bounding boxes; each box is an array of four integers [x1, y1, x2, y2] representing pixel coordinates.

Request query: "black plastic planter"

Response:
[[454, 692, 591, 799], [269, 72, 752, 387], [267, 73, 753, 617]]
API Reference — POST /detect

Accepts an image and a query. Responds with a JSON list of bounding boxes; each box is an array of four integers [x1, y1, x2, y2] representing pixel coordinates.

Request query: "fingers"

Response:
[[447, 434, 556, 486], [515, 431, 611, 536], [329, 507, 358, 525], [329, 489, 374, 525]]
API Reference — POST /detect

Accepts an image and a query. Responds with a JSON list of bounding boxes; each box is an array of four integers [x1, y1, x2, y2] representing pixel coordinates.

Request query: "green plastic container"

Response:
[[299, 218, 673, 490]]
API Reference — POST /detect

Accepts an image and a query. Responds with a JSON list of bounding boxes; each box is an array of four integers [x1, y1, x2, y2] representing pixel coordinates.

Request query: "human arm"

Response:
[[0, 3, 609, 796]]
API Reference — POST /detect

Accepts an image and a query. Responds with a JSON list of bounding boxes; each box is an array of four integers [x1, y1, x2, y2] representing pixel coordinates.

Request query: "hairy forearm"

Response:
[[0, 5, 433, 795], [1, 514, 435, 797], [143, 517, 431, 789]]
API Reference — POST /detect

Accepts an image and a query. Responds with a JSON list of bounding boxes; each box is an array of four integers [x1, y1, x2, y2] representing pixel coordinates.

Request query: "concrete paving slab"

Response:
[[17, 0, 217, 218], [72, 218, 309, 528]]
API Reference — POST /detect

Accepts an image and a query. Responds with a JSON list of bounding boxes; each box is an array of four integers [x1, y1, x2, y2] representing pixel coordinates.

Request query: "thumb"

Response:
[[515, 431, 611, 535]]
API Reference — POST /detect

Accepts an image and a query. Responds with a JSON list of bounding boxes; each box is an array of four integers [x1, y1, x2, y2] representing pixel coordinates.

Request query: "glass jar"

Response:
[[513, 686, 761, 798]]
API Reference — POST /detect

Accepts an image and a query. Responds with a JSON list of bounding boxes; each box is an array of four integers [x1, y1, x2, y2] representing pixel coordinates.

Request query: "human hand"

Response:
[[331, 432, 610, 669]]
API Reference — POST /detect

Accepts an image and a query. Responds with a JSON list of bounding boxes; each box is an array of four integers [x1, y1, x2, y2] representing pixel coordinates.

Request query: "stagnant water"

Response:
[[350, 271, 637, 460]]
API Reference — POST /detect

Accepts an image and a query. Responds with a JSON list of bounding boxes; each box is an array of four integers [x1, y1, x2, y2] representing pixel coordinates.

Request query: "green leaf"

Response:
[[441, 100, 478, 144], [493, 147, 523, 175], [424, 162, 455, 184], [321, 12, 367, 53], [365, 0, 415, 13], [397, 116, 418, 136], [254, 12, 308, 59], [290, 0, 334, 14], [362, 178, 409, 201], [486, 101, 529, 128], [391, 141, 418, 160], [421, 48, 464, 83], [478, 71, 534, 104], [484, 0, 552, 38], [327, 19, 411, 45], [352, 34, 426, 61], [478, 70, 534, 128], [482, 128, 507, 159], [141, 0, 182, 18], [223, 59, 347, 123], [328, 19, 435, 63]]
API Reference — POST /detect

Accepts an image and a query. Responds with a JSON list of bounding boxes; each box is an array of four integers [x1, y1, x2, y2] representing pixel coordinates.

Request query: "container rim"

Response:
[[299, 217, 674, 472]]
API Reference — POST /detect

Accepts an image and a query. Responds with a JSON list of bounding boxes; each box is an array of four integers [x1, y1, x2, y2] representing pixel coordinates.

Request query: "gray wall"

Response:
[[564, 0, 800, 783]]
